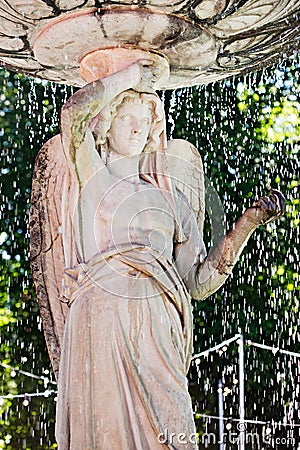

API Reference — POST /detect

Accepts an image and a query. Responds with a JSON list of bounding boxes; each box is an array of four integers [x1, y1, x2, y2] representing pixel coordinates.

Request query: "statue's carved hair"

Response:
[[90, 90, 166, 161]]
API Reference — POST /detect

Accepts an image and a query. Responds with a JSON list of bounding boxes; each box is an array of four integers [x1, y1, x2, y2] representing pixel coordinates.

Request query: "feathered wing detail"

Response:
[[30, 135, 77, 382], [166, 139, 205, 237]]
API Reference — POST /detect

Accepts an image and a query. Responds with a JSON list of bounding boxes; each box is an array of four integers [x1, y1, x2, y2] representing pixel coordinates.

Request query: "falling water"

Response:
[[0, 56, 299, 449], [164, 59, 299, 449], [0, 72, 73, 449]]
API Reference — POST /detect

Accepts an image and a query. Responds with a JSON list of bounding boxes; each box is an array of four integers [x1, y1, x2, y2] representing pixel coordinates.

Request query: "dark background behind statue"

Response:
[[0, 56, 299, 448]]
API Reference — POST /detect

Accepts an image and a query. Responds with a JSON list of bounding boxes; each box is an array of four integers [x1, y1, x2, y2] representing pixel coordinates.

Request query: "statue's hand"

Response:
[[119, 58, 168, 92], [133, 59, 162, 92], [246, 189, 286, 226], [116, 59, 156, 92]]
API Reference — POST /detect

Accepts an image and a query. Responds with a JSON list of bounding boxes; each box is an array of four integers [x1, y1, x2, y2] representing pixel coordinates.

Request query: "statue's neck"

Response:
[[106, 151, 141, 183]]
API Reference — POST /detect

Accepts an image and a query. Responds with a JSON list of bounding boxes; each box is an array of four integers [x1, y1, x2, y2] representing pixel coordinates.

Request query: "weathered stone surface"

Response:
[[0, 0, 299, 88], [30, 66, 285, 446]]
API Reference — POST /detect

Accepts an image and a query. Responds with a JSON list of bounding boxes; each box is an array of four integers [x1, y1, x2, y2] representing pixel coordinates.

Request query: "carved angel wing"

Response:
[[30, 135, 76, 381], [166, 139, 205, 236]]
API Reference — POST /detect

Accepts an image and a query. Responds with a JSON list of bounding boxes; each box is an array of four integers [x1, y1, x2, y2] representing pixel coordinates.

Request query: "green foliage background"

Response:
[[0, 58, 299, 449]]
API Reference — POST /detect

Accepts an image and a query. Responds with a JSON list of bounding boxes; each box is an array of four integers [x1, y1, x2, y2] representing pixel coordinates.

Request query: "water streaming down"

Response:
[[164, 61, 300, 448], [0, 73, 73, 449], [0, 56, 299, 449]]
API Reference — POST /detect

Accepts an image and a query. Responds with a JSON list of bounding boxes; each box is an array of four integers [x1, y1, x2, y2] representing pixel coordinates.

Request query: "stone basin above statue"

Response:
[[0, 0, 299, 88]]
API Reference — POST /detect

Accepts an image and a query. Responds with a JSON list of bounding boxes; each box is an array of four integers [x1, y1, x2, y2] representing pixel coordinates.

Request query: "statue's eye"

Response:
[[116, 114, 131, 122]]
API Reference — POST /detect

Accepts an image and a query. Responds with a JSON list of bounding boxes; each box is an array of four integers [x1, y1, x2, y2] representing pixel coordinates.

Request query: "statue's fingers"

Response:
[[270, 189, 286, 214], [256, 196, 275, 211], [251, 199, 265, 211], [263, 192, 285, 223], [262, 193, 284, 213], [250, 190, 285, 225], [268, 193, 281, 213], [137, 58, 154, 66], [262, 198, 280, 223], [273, 199, 285, 219], [263, 192, 284, 222]]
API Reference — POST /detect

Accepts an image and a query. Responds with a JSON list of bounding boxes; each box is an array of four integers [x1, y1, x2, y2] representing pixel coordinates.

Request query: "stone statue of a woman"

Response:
[[30, 60, 284, 449]]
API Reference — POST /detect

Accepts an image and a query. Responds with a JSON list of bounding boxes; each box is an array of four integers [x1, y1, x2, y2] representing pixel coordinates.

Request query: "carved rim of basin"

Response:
[[33, 7, 218, 90]]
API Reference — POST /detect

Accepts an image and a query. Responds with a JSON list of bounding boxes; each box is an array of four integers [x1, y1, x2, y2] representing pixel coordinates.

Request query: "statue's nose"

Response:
[[132, 120, 141, 134]]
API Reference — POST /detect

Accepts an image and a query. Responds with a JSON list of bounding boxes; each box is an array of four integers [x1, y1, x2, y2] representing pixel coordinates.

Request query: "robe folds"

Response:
[[56, 246, 199, 450]]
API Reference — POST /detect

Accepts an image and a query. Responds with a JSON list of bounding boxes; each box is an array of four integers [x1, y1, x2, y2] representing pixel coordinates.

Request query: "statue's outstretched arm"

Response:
[[185, 190, 285, 300]]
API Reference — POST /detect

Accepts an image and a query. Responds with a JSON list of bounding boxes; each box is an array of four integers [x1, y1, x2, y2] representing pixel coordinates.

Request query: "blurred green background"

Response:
[[0, 56, 299, 449]]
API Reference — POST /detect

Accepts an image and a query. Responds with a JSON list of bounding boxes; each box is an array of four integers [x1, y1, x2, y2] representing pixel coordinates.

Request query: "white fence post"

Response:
[[218, 378, 225, 450], [238, 335, 245, 450]]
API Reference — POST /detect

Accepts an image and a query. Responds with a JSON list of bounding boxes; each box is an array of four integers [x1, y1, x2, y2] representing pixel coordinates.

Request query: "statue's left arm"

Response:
[[175, 190, 285, 300]]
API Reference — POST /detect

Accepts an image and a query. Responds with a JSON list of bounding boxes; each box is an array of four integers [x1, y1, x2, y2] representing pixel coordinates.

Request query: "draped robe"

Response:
[[55, 160, 206, 449]]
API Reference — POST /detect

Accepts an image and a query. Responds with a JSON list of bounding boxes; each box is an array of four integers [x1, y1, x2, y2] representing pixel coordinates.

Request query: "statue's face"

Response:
[[107, 101, 152, 156]]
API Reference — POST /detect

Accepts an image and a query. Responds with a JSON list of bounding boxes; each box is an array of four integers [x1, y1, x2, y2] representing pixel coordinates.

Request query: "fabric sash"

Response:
[[62, 245, 193, 370]]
